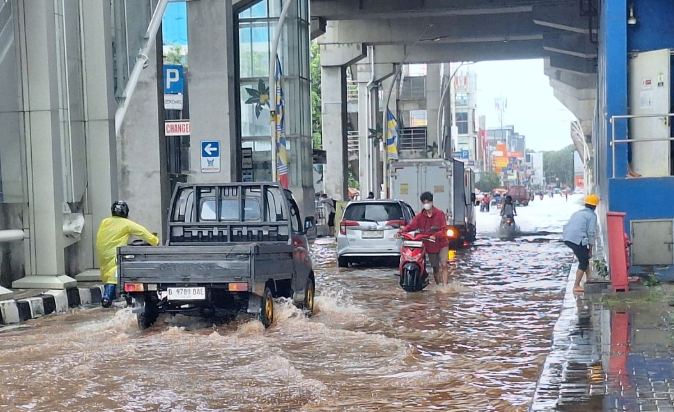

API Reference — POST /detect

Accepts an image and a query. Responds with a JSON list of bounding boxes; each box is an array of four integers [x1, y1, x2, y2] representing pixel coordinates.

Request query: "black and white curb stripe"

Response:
[[0, 286, 104, 325]]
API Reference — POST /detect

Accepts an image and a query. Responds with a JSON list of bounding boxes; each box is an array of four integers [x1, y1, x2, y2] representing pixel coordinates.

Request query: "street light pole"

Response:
[[269, 0, 294, 183]]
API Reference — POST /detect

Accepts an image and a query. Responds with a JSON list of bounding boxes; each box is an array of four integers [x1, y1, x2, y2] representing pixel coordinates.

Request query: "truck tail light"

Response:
[[228, 283, 248, 292], [124, 283, 145, 292], [340, 220, 358, 235]]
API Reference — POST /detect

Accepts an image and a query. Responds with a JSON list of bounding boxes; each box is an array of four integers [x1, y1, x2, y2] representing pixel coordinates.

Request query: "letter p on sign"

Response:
[[164, 64, 184, 95]]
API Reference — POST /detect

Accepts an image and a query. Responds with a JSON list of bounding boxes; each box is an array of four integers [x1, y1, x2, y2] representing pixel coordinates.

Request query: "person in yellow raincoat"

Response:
[[96, 201, 159, 307]]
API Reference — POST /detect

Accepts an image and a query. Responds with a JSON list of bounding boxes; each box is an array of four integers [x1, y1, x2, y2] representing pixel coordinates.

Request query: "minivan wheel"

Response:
[[337, 256, 349, 268]]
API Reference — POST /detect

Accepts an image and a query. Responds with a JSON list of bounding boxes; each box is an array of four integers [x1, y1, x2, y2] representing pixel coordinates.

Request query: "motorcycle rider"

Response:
[[399, 192, 449, 285], [500, 195, 517, 225], [96, 201, 159, 308]]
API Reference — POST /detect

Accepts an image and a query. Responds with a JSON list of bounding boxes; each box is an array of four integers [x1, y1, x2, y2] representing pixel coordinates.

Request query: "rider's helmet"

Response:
[[111, 201, 130, 218], [505, 195, 513, 204]]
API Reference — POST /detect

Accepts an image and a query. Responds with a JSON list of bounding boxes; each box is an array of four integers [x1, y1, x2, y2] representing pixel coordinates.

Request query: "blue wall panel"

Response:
[[628, 0, 674, 52], [609, 177, 674, 233]]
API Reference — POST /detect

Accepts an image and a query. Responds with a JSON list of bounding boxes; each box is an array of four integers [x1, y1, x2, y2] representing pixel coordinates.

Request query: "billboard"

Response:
[[507, 134, 526, 157]]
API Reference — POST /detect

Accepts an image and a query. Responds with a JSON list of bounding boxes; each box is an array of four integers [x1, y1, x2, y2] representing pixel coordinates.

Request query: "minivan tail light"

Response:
[[340, 220, 358, 235], [386, 220, 406, 229]]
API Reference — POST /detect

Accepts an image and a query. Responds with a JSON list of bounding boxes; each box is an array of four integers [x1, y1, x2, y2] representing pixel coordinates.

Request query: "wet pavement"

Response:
[[0, 195, 583, 411], [531, 272, 674, 412]]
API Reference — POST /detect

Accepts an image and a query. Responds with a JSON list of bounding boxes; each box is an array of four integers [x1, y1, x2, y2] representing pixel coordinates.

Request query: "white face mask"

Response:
[[423, 203, 432, 211]]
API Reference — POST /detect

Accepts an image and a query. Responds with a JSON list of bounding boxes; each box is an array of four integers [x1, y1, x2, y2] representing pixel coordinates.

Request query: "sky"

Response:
[[468, 59, 577, 152]]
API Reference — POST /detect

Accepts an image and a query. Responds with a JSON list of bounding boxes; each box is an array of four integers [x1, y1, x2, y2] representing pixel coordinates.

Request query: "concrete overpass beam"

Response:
[[544, 59, 597, 90], [549, 55, 597, 75], [543, 32, 597, 59], [312, 0, 533, 20], [533, 3, 596, 35], [319, 43, 366, 67], [318, 14, 541, 46], [372, 41, 545, 64], [311, 17, 326, 40]]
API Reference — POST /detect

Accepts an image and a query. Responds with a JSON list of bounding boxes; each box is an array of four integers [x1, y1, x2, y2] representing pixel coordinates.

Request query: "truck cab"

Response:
[[118, 183, 315, 329]]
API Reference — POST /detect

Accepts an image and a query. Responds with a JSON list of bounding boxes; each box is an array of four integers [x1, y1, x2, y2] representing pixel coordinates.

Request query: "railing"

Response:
[[347, 130, 359, 155], [347, 80, 358, 101], [314, 200, 327, 226], [400, 77, 426, 100], [609, 113, 674, 178]]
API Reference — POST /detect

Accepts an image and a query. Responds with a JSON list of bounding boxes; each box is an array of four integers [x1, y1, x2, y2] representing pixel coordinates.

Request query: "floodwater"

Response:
[[0, 194, 584, 411]]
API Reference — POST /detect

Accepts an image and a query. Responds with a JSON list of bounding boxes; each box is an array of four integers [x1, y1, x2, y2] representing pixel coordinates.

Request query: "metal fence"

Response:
[[400, 127, 428, 151], [609, 113, 674, 178]]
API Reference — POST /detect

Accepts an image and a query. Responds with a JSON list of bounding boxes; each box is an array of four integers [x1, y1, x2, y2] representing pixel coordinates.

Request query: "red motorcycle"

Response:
[[398, 228, 440, 292]]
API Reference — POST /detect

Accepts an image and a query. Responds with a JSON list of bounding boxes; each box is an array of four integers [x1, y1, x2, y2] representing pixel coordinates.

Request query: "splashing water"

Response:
[[0, 196, 582, 410]]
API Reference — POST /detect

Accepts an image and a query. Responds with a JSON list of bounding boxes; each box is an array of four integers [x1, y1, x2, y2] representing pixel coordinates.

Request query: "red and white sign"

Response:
[[165, 121, 190, 136]]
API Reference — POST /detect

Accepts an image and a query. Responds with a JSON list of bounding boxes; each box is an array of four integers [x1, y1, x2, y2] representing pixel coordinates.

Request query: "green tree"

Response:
[[166, 45, 186, 66], [476, 172, 501, 192], [310, 42, 322, 149], [543, 145, 575, 187]]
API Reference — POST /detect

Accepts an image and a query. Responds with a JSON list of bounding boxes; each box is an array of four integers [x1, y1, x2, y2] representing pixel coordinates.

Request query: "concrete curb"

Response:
[[0, 285, 104, 325]]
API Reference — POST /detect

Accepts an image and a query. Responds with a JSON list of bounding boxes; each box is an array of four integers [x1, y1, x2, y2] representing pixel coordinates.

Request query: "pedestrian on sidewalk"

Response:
[[320, 193, 337, 237], [96, 201, 159, 308], [563, 194, 599, 294]]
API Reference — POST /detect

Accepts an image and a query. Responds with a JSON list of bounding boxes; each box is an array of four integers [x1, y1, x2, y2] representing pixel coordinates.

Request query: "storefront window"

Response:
[[236, 0, 310, 187]]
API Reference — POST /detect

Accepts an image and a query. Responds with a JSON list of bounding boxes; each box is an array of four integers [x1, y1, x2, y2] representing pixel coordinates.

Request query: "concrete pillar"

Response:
[[13, 0, 75, 289], [426, 64, 441, 152], [357, 82, 372, 196], [187, 0, 238, 184], [78, 0, 118, 275], [321, 66, 348, 200], [117, 4, 169, 239]]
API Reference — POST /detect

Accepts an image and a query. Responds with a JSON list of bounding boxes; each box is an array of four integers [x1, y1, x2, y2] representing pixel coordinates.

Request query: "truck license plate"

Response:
[[362, 231, 384, 239], [167, 287, 206, 301]]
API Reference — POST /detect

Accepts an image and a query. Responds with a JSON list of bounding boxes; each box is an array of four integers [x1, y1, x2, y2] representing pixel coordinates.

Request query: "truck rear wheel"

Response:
[[134, 295, 158, 330], [258, 286, 274, 328]]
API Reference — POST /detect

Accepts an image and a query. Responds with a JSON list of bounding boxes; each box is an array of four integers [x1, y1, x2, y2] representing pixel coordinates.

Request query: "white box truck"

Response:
[[390, 158, 476, 247]]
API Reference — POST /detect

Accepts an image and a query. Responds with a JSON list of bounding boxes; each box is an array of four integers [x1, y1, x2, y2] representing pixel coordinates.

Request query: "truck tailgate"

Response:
[[118, 243, 292, 284]]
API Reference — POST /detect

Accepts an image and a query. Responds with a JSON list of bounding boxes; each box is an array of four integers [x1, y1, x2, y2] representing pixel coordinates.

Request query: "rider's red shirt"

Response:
[[402, 207, 449, 254]]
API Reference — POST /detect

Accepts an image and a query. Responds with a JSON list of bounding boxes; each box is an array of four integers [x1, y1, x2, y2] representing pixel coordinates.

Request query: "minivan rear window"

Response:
[[343, 203, 404, 222]]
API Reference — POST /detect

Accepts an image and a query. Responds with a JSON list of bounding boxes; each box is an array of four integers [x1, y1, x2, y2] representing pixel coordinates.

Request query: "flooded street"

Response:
[[0, 195, 584, 411]]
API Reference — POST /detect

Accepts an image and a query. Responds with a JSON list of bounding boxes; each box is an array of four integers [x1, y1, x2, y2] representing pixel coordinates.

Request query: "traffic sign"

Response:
[[461, 150, 469, 159], [201, 141, 220, 173], [165, 121, 190, 136], [164, 64, 184, 94]]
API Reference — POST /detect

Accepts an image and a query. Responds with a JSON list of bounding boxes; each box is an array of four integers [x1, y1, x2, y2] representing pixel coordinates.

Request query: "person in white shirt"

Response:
[[320, 193, 336, 236], [563, 194, 599, 294]]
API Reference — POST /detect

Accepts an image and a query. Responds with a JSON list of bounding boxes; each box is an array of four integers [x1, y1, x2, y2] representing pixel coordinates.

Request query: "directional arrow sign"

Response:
[[201, 140, 221, 173], [204, 143, 218, 156]]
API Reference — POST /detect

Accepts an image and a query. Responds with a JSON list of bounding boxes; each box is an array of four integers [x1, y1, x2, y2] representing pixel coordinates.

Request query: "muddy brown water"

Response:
[[0, 198, 581, 411]]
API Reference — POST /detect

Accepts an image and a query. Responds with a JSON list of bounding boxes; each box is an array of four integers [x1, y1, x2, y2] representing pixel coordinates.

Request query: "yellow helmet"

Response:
[[585, 194, 599, 206]]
